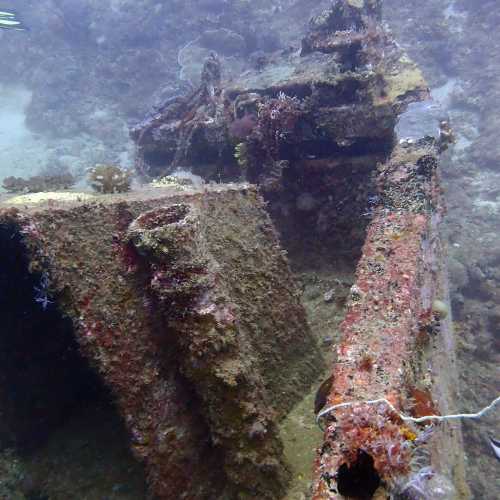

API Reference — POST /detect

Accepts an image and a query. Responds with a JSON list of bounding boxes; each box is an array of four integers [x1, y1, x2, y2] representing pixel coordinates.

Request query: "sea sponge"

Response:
[[431, 299, 448, 319]]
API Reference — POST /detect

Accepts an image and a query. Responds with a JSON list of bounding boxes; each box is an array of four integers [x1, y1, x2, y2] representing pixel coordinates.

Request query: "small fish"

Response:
[[0, 10, 26, 31], [488, 435, 500, 461], [314, 375, 334, 415]]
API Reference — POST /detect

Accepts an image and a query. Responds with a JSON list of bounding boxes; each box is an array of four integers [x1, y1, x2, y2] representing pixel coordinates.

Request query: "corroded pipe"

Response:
[[312, 143, 470, 498]]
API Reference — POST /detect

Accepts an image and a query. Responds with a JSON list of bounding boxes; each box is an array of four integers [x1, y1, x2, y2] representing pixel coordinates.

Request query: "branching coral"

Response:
[[88, 164, 132, 194]]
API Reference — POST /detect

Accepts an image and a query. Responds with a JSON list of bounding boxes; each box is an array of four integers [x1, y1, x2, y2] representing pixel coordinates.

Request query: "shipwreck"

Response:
[[0, 1, 473, 498]]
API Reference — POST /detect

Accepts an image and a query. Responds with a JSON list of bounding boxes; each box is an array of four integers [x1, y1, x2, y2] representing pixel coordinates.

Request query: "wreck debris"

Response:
[[0, 184, 322, 499], [129, 0, 432, 290], [131, 0, 428, 195], [311, 140, 470, 498], [0, 0, 475, 498], [301, 0, 382, 63], [131, 53, 227, 181], [127, 3, 471, 494]]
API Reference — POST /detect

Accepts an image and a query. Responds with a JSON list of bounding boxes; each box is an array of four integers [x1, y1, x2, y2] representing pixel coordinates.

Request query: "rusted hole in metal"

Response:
[[337, 450, 380, 498]]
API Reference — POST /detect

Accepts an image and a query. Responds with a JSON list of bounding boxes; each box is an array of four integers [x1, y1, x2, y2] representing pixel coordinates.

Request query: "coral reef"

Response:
[[2, 172, 75, 193], [0, 1, 330, 189], [0, 0, 323, 143]]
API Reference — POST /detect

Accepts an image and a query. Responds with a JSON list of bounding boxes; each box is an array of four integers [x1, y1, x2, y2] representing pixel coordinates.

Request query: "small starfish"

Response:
[[34, 287, 53, 310]]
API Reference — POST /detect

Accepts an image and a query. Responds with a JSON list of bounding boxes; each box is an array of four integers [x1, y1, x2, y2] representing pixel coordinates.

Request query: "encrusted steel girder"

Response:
[[312, 143, 470, 499], [0, 185, 322, 499]]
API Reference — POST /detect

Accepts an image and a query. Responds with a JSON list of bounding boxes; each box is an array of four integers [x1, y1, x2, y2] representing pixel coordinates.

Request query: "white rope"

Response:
[[317, 395, 500, 426]]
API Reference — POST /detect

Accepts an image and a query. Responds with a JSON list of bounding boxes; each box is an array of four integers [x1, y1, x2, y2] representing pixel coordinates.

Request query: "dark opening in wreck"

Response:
[[0, 223, 96, 448], [336, 450, 380, 499], [0, 223, 147, 494]]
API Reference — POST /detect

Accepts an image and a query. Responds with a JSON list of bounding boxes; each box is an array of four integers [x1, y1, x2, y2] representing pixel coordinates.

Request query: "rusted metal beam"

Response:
[[312, 143, 470, 498], [0, 184, 322, 499]]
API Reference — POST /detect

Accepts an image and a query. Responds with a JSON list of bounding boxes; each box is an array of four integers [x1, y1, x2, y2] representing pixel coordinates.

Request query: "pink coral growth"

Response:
[[253, 93, 302, 158], [228, 114, 257, 139], [337, 403, 416, 481]]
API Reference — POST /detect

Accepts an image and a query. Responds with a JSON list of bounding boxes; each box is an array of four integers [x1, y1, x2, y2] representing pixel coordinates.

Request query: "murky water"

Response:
[[0, 1, 498, 499]]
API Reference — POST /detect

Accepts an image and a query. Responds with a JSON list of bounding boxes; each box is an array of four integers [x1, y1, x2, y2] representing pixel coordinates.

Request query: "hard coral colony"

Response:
[[88, 164, 131, 193]]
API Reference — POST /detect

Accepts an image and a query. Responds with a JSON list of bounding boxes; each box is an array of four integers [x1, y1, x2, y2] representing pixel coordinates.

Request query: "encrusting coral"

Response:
[[2, 173, 75, 193]]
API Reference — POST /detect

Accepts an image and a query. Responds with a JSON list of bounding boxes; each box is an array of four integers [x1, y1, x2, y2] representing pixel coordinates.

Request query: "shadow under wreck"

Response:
[[0, 222, 148, 499]]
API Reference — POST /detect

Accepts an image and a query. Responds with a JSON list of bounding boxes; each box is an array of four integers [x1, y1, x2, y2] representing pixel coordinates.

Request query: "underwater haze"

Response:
[[0, 1, 498, 499]]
